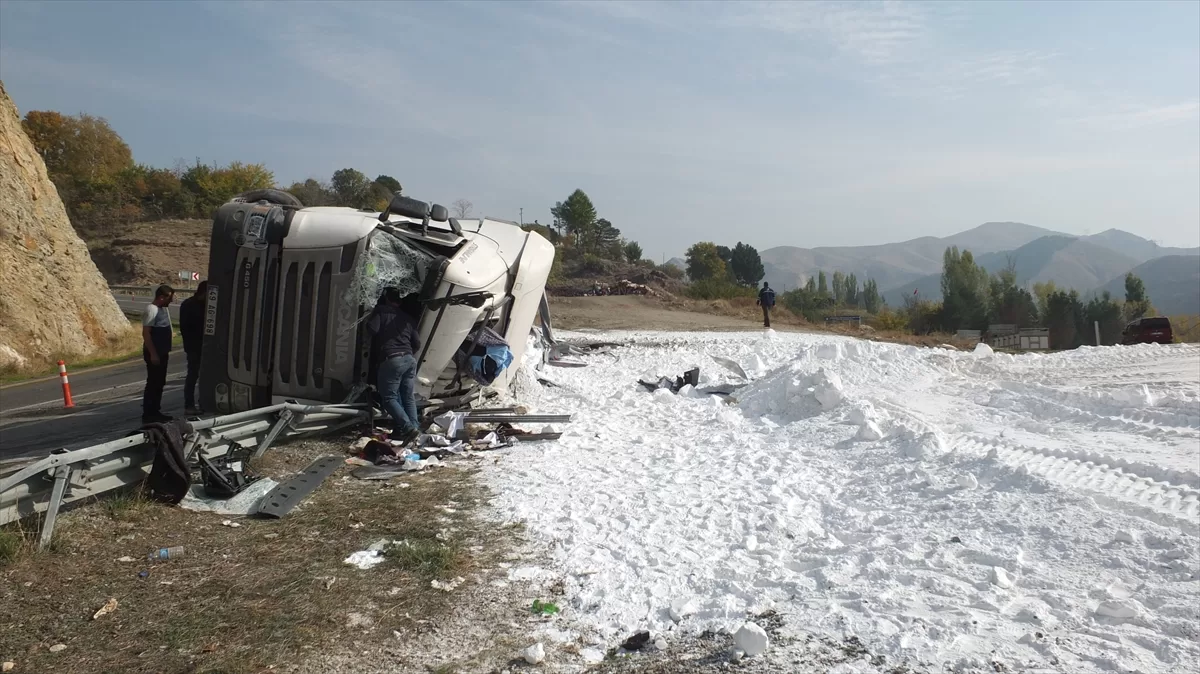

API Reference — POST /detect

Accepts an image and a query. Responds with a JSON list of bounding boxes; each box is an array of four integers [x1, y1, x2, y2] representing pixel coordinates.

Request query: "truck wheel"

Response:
[[233, 189, 304, 207]]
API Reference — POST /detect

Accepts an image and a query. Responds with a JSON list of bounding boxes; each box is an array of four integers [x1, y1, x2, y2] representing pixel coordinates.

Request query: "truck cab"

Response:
[[199, 192, 554, 415]]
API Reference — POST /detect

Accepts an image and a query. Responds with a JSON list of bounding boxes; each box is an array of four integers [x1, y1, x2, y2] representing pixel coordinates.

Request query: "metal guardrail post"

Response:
[[38, 465, 71, 550], [252, 409, 295, 460], [1, 402, 382, 540]]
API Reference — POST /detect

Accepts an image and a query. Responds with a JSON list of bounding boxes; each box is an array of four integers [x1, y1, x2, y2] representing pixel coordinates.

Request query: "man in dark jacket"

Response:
[[141, 284, 176, 423], [756, 281, 776, 328], [178, 281, 208, 416], [366, 288, 422, 440]]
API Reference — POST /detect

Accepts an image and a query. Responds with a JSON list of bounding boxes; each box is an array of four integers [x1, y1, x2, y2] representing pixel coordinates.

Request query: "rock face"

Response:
[[0, 81, 130, 368]]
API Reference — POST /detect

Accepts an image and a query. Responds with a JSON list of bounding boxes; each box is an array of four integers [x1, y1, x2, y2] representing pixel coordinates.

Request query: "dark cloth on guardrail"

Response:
[[137, 419, 194, 504]]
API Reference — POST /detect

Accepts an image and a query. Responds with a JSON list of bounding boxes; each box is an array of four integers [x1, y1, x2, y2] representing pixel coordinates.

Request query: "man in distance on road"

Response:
[[757, 281, 776, 328], [178, 281, 208, 416], [141, 284, 176, 424]]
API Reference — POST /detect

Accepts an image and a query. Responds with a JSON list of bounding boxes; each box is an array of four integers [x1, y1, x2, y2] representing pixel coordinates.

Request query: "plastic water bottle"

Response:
[[148, 546, 184, 562]]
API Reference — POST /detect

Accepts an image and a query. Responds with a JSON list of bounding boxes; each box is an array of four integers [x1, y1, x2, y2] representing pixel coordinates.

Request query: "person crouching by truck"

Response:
[[178, 281, 208, 416], [141, 284, 175, 424], [757, 281, 776, 328], [367, 288, 422, 443]]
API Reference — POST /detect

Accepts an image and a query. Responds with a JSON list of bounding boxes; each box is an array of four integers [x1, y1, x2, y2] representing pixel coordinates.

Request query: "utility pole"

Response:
[[519, 208, 523, 226]]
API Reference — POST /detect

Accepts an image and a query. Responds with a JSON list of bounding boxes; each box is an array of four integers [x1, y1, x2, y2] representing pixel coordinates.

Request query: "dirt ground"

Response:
[[548, 296, 799, 333], [86, 219, 211, 286]]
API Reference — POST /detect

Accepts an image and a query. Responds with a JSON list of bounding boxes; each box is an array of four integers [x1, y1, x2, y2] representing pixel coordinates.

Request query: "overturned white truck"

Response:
[[199, 190, 554, 415]]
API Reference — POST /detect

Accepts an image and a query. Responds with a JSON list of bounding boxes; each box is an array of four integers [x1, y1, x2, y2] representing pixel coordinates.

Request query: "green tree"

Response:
[[551, 189, 598, 248], [1032, 281, 1058, 320], [782, 286, 835, 322], [1085, 292, 1124, 346], [818, 271, 828, 295], [988, 263, 1038, 327], [685, 242, 727, 281], [374, 174, 402, 194], [1045, 290, 1085, 349], [182, 161, 274, 216], [728, 242, 764, 286], [121, 164, 193, 218], [1123, 272, 1154, 320], [594, 218, 624, 259], [940, 246, 989, 331], [286, 178, 336, 207], [860, 279, 881, 313], [330, 168, 372, 208], [831, 271, 846, 306], [623, 241, 644, 263], [845, 273, 858, 307], [805, 276, 817, 294]]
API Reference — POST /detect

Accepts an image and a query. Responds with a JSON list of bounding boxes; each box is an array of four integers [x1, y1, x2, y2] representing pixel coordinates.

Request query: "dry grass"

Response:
[[1170, 315, 1200, 343], [0, 322, 143, 384], [0, 441, 502, 674]]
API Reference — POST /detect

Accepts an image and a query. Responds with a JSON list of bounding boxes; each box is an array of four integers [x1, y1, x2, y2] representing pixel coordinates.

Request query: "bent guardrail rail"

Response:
[[0, 402, 373, 548]]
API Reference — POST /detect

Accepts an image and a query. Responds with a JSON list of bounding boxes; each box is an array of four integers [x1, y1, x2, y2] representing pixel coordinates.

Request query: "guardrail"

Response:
[[0, 402, 373, 547]]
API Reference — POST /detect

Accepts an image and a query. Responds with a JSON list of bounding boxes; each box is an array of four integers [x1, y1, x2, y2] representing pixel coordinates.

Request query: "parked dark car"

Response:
[[1121, 316, 1174, 345]]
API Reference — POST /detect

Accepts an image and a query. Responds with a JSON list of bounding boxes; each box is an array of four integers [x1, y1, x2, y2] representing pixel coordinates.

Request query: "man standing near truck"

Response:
[[141, 284, 175, 424], [757, 281, 776, 328], [179, 281, 208, 416], [366, 288, 422, 442]]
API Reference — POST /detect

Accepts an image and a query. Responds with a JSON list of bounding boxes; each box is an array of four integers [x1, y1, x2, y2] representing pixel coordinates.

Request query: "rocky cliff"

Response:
[[0, 81, 130, 369]]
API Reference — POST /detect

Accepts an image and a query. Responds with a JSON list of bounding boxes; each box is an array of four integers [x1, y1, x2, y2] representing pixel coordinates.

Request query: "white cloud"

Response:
[[728, 0, 937, 66], [1072, 100, 1200, 131]]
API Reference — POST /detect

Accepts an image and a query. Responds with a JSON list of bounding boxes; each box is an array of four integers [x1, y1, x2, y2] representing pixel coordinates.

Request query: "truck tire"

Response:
[[233, 189, 304, 207]]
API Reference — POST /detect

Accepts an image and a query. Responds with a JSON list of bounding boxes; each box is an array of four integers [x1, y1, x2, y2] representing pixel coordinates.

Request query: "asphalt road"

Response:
[[0, 290, 198, 467], [113, 294, 180, 322], [0, 355, 189, 465]]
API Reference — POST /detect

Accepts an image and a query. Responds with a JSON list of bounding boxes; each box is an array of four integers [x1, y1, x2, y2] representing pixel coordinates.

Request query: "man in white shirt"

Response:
[[142, 284, 176, 423]]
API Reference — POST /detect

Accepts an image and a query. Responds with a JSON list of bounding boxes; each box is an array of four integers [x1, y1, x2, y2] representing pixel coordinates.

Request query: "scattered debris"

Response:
[[179, 478, 278, 516], [92, 598, 119, 620], [639, 368, 699, 394], [2, 661, 13, 672], [147, 546, 184, 562], [431, 577, 466, 592], [116, 556, 136, 563], [734, 622, 770, 656], [710, 355, 749, 380], [345, 612, 374, 629], [48, 645, 67, 654], [344, 539, 394, 570], [531, 599, 560, 616], [522, 642, 546, 665], [620, 630, 652, 651], [220, 519, 241, 528]]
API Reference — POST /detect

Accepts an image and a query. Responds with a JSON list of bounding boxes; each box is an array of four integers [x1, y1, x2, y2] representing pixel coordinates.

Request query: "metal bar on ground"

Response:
[[463, 414, 572, 423], [256, 455, 342, 518]]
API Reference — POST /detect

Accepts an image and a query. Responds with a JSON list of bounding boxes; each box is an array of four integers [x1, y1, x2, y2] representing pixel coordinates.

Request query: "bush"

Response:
[[871, 308, 909, 332], [685, 279, 756, 301]]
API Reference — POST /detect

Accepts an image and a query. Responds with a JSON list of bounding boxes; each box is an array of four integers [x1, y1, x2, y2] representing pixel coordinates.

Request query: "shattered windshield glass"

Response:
[[344, 228, 435, 315]]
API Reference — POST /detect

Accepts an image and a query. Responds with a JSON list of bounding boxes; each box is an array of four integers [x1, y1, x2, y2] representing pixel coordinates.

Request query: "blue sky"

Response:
[[2, 0, 1197, 260]]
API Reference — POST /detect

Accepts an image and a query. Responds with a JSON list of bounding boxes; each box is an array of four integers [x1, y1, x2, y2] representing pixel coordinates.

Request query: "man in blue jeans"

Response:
[[366, 288, 422, 441]]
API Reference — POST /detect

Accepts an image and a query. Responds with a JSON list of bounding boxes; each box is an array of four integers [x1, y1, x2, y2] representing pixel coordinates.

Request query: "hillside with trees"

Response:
[[20, 105, 1195, 345]]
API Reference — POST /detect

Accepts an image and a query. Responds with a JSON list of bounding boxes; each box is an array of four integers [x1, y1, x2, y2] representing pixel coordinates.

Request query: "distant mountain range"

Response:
[[750, 222, 1198, 314], [1097, 255, 1200, 316]]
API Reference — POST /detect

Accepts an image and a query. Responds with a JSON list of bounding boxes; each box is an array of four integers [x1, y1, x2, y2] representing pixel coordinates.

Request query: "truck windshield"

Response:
[[345, 228, 436, 315]]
